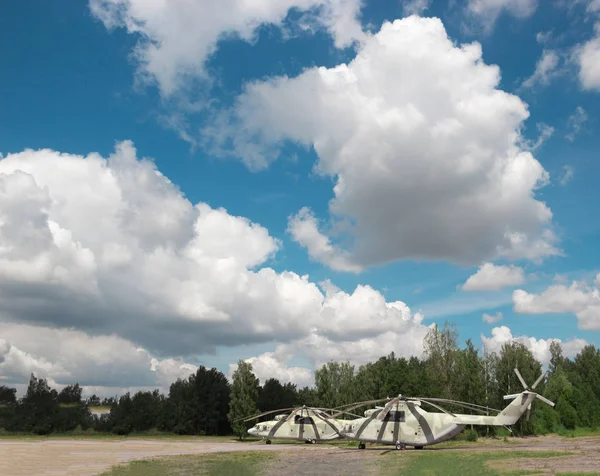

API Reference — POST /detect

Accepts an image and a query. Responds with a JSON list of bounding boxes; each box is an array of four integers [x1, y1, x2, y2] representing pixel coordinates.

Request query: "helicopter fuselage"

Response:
[[341, 401, 465, 447], [248, 411, 348, 443]]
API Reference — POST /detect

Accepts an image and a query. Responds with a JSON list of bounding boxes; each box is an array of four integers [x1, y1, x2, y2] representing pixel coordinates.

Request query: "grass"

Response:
[[99, 451, 275, 476], [555, 473, 600, 476], [378, 450, 572, 476], [557, 427, 600, 438]]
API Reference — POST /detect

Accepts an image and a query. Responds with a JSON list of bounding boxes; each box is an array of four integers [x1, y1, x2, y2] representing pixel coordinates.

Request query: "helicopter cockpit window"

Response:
[[294, 415, 315, 425], [384, 411, 405, 422]]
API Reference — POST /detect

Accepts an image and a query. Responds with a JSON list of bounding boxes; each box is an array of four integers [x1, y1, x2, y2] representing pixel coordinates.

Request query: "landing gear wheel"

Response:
[[396, 443, 405, 450], [305, 439, 316, 444], [414, 446, 424, 450], [358, 442, 366, 450], [265, 439, 271, 445]]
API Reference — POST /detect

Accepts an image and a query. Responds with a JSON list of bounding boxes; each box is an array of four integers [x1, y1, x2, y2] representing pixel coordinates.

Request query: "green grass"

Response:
[[555, 473, 600, 476], [557, 427, 600, 438], [99, 451, 275, 476], [378, 450, 572, 476]]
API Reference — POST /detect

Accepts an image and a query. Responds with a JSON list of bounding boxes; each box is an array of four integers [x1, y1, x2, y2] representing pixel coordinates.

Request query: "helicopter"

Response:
[[335, 368, 555, 450], [241, 404, 362, 444]]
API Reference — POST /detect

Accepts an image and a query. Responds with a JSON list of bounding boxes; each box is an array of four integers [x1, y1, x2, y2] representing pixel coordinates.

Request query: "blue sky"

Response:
[[0, 0, 599, 393]]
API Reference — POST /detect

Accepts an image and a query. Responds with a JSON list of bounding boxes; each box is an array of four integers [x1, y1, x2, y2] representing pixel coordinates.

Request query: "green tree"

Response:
[[58, 384, 82, 405], [0, 385, 16, 405], [314, 361, 356, 408], [258, 378, 298, 414], [496, 342, 542, 435], [549, 341, 565, 375], [454, 339, 486, 407], [423, 321, 459, 398], [228, 360, 259, 439], [17, 374, 59, 434]]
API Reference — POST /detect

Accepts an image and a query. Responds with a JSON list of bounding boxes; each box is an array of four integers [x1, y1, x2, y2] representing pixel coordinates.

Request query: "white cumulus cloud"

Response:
[[577, 23, 600, 91], [0, 323, 198, 395], [513, 274, 600, 330], [89, 0, 365, 96], [214, 16, 558, 271], [0, 141, 430, 390], [463, 263, 526, 291], [287, 207, 361, 272], [482, 325, 588, 365], [231, 352, 314, 388]]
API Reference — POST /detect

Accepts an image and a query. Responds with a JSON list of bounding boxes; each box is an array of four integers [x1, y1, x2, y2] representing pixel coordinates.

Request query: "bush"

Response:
[[72, 424, 85, 435], [465, 429, 478, 442]]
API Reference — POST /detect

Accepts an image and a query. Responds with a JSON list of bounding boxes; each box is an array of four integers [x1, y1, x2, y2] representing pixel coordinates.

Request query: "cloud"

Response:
[[218, 16, 559, 268], [482, 326, 588, 365], [521, 50, 561, 89], [559, 165, 574, 186], [536, 31, 552, 45], [0, 323, 197, 395], [231, 352, 314, 388], [236, 321, 431, 388], [463, 263, 526, 291], [0, 141, 429, 389], [89, 0, 365, 96], [482, 311, 503, 324], [214, 16, 558, 271], [513, 274, 600, 330], [566, 106, 588, 141], [403, 0, 430, 16], [466, 0, 538, 32], [577, 23, 600, 91], [287, 207, 362, 272], [522, 123, 554, 152]]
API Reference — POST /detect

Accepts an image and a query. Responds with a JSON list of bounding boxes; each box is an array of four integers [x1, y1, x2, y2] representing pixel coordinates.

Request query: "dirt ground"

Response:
[[0, 439, 323, 476], [0, 435, 599, 476]]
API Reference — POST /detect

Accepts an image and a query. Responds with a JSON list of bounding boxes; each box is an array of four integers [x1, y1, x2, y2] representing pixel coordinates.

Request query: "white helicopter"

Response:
[[335, 368, 555, 450], [242, 404, 362, 444]]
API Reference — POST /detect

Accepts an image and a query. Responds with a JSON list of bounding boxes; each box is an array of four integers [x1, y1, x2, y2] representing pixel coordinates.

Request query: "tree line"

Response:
[[1, 322, 599, 436]]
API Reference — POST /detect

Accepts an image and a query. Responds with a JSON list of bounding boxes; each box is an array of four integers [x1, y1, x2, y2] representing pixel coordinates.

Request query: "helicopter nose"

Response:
[[248, 427, 257, 436]]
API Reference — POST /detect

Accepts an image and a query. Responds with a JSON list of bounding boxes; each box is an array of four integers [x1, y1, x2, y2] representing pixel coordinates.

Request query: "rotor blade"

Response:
[[237, 407, 296, 422], [416, 397, 501, 414], [514, 368, 528, 390], [531, 372, 546, 390], [329, 397, 391, 419], [326, 410, 364, 419], [375, 397, 400, 421], [535, 394, 555, 407], [503, 394, 521, 400], [415, 400, 456, 417]]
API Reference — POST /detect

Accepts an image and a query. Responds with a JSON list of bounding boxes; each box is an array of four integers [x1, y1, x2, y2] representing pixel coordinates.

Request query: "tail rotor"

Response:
[[503, 368, 555, 422]]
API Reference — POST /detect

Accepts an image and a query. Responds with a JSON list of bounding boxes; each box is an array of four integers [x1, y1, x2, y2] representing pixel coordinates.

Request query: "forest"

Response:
[[0, 322, 599, 437]]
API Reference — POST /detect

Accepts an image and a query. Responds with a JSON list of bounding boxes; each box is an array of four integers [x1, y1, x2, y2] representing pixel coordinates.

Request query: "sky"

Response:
[[1, 0, 599, 396]]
